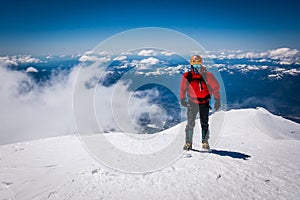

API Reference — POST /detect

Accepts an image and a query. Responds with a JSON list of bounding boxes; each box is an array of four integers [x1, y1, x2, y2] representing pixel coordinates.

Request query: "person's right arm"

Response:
[[180, 73, 188, 107]]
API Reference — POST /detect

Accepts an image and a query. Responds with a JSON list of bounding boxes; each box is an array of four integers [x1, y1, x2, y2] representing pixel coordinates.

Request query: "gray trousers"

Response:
[[185, 101, 210, 143]]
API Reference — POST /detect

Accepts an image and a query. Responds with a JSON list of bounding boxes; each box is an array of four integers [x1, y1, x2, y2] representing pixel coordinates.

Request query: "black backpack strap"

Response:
[[187, 70, 210, 92], [187, 71, 192, 83], [188, 70, 207, 85], [200, 75, 208, 88]]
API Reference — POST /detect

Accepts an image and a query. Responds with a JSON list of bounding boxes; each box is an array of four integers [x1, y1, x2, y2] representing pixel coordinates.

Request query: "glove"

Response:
[[180, 98, 188, 107], [214, 99, 221, 111]]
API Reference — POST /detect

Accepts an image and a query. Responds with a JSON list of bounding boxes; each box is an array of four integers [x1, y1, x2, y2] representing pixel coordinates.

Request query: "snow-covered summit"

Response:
[[25, 66, 38, 73], [0, 108, 299, 199]]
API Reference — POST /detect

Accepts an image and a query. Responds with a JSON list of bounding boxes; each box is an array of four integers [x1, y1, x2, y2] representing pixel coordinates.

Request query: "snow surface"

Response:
[[0, 108, 299, 200]]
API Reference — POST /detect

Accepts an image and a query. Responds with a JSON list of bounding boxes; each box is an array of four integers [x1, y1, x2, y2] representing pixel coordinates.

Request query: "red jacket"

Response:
[[180, 70, 220, 104]]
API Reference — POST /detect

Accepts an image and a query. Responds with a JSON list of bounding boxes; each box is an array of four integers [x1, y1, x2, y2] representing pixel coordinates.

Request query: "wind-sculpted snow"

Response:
[[0, 108, 299, 199]]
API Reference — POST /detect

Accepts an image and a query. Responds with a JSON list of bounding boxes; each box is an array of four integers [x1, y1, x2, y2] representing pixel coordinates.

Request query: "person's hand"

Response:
[[180, 98, 188, 107], [214, 99, 221, 111]]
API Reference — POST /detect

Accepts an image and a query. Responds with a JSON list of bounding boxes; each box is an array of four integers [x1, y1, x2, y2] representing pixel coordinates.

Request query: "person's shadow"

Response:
[[191, 148, 251, 160]]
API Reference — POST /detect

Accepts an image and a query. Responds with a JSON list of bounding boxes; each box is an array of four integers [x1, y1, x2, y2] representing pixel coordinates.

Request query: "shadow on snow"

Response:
[[191, 148, 251, 160]]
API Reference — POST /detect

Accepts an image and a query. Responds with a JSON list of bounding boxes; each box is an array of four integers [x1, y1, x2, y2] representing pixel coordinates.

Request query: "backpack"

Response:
[[186, 70, 212, 105]]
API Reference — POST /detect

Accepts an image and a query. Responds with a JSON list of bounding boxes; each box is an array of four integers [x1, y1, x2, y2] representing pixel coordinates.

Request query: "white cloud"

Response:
[[257, 58, 270, 63], [131, 57, 160, 70], [267, 67, 300, 78], [79, 55, 111, 62], [138, 50, 158, 56], [279, 60, 292, 65], [0, 63, 76, 144], [25, 66, 38, 73], [135, 65, 182, 76], [115, 64, 129, 69], [268, 48, 292, 58], [0, 61, 156, 145], [17, 55, 41, 64], [209, 48, 300, 65], [140, 57, 159, 65], [220, 64, 268, 73], [0, 55, 41, 66], [247, 65, 260, 70], [79, 50, 112, 62], [161, 51, 176, 56], [0, 56, 18, 66], [132, 57, 160, 70]]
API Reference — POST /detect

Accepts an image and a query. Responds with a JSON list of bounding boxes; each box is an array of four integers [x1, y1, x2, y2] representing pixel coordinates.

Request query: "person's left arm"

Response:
[[207, 72, 221, 111]]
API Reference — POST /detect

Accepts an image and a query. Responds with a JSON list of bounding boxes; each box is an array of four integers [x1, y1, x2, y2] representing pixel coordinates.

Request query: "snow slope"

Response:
[[0, 108, 299, 200]]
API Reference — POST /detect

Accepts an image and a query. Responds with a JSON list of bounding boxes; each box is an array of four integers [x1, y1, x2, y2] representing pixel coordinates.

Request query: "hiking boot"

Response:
[[183, 143, 192, 151], [202, 142, 210, 150]]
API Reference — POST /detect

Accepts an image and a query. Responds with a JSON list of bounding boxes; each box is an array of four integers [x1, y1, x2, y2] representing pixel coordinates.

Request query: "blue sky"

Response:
[[0, 0, 299, 55]]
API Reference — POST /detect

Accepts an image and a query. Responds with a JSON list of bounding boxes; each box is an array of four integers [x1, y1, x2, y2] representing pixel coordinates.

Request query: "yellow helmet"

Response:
[[190, 55, 203, 65]]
